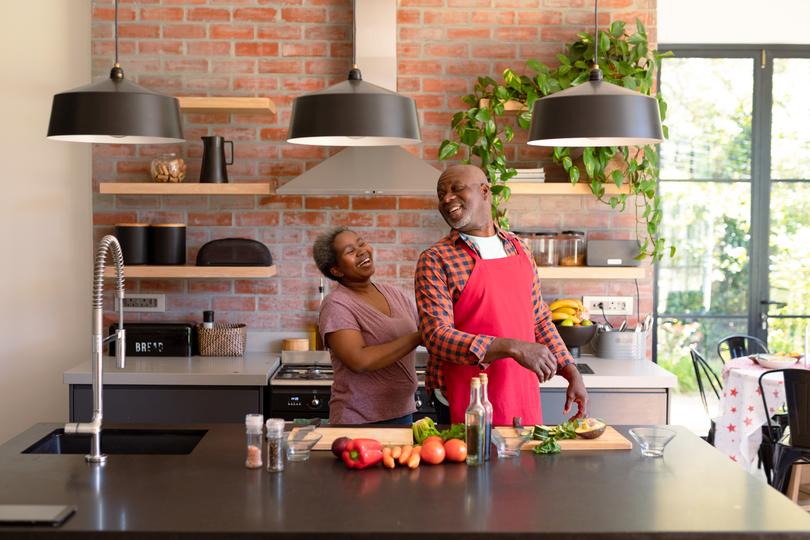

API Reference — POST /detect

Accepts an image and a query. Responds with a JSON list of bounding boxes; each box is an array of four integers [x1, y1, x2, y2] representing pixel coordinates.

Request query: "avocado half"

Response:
[[574, 418, 606, 439]]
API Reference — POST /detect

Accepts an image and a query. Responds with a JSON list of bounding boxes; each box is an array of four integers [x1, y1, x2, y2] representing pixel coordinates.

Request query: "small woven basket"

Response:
[[198, 323, 247, 357]]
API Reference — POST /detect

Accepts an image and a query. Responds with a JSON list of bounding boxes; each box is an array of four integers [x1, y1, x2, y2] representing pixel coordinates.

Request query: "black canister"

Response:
[[148, 224, 186, 265], [115, 223, 149, 265]]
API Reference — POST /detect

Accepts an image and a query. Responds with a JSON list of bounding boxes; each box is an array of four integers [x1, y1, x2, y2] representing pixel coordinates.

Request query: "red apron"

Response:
[[444, 237, 543, 426]]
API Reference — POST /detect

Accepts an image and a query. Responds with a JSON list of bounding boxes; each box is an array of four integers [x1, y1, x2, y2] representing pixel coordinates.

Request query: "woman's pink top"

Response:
[[318, 282, 418, 424]]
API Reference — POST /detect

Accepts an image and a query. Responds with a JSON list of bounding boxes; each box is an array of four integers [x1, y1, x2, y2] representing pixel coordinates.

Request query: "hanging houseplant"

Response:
[[438, 20, 673, 261]]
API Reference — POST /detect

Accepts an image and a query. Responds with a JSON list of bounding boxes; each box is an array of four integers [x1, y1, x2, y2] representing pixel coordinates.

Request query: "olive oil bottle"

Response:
[[465, 377, 486, 466], [479, 373, 493, 461]]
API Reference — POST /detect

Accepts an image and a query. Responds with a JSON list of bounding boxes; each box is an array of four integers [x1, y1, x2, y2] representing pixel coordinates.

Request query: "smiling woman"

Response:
[[312, 228, 422, 425]]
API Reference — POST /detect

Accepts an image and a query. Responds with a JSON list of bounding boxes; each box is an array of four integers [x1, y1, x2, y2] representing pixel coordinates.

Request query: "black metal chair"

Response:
[[690, 347, 723, 445], [717, 334, 769, 363], [759, 368, 810, 495]]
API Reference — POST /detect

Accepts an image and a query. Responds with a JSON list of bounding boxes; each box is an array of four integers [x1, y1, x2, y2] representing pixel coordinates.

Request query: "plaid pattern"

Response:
[[415, 227, 573, 395]]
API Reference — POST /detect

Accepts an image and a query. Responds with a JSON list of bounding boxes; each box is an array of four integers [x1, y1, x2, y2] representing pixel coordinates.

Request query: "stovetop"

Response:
[[270, 363, 427, 386]]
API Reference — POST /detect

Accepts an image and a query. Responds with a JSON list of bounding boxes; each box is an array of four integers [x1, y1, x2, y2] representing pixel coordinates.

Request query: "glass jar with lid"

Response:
[[150, 152, 186, 183], [532, 232, 558, 266], [558, 230, 586, 266]]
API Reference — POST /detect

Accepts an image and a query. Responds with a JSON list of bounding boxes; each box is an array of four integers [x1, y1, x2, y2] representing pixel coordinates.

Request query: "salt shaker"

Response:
[[245, 414, 264, 469], [266, 418, 286, 473]]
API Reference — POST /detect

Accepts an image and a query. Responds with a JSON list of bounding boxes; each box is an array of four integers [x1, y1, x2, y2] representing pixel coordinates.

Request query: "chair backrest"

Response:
[[717, 334, 769, 363], [758, 368, 810, 449], [690, 347, 724, 417]]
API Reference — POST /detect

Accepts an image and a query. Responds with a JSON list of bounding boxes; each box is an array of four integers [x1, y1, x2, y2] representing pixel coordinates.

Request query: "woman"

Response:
[[313, 227, 421, 425]]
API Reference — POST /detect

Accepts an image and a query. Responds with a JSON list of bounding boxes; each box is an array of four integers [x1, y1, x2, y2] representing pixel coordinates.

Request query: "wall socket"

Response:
[[582, 296, 634, 316], [123, 294, 165, 313]]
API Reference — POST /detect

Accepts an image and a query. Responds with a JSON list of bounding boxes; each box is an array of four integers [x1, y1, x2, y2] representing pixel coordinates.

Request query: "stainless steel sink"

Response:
[[22, 428, 207, 455]]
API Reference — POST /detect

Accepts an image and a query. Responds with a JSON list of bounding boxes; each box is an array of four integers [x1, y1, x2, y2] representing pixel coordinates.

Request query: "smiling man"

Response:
[[415, 164, 588, 425]]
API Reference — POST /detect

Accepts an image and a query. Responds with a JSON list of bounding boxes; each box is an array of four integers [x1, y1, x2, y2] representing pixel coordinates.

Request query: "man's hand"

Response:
[[559, 363, 588, 418], [486, 338, 557, 382]]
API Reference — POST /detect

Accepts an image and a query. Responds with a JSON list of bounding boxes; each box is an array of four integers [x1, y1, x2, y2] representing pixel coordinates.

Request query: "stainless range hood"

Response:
[[277, 0, 440, 196]]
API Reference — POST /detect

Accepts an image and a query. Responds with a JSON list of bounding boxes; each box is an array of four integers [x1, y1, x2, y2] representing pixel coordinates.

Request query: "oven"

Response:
[[268, 353, 436, 422]]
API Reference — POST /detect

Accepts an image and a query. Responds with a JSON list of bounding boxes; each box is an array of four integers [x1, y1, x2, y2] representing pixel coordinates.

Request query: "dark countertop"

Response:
[[1, 424, 809, 539]]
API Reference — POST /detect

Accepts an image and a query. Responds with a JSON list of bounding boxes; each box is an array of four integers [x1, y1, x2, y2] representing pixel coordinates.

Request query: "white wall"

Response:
[[0, 2, 92, 444], [659, 0, 810, 44]]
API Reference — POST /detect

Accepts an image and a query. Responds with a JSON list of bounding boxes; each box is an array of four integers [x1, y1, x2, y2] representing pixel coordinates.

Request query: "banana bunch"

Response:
[[549, 298, 593, 327]]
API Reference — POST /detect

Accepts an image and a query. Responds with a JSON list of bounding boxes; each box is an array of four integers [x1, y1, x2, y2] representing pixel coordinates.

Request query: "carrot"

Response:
[[382, 447, 396, 469], [408, 445, 422, 469], [398, 445, 413, 465], [391, 446, 402, 460]]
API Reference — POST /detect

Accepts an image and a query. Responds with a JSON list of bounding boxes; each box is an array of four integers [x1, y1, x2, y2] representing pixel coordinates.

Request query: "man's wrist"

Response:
[[559, 362, 580, 381]]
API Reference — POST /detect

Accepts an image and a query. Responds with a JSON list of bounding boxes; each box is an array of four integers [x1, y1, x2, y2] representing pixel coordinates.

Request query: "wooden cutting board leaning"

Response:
[[311, 427, 413, 450], [494, 426, 633, 451]]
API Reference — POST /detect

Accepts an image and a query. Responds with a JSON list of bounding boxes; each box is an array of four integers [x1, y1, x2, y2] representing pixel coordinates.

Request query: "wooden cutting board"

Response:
[[494, 426, 632, 451], [311, 427, 413, 451]]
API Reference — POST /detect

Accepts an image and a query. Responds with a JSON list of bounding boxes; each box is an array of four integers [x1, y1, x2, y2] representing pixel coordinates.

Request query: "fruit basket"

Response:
[[554, 324, 597, 358], [549, 298, 595, 357]]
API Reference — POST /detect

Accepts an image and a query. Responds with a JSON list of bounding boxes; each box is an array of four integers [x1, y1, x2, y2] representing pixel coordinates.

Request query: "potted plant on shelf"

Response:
[[438, 20, 673, 261]]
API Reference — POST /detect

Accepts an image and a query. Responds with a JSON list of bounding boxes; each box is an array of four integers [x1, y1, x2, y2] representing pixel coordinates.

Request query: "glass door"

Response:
[[761, 56, 810, 353]]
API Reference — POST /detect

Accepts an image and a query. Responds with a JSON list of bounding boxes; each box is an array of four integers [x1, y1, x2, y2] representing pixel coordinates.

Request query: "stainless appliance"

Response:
[[269, 351, 435, 422]]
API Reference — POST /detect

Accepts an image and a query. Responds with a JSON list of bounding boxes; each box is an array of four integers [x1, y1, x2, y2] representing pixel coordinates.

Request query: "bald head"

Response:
[[436, 164, 494, 235]]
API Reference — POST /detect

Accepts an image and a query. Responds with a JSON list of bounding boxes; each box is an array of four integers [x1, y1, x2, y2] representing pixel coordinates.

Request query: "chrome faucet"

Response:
[[64, 235, 126, 464]]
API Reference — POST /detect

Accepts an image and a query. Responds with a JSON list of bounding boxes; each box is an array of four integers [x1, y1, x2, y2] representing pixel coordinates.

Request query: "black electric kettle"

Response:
[[199, 135, 234, 183]]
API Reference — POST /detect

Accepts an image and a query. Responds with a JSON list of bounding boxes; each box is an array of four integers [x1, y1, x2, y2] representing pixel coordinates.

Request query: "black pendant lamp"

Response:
[[286, 1, 420, 146], [47, 0, 183, 144], [527, 0, 663, 147]]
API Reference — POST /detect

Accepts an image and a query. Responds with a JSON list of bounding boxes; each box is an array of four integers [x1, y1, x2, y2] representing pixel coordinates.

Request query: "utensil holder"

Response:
[[595, 329, 647, 360], [198, 323, 247, 357]]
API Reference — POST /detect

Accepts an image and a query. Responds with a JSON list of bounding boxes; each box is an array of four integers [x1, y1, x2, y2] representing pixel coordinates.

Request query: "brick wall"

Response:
[[92, 0, 656, 331]]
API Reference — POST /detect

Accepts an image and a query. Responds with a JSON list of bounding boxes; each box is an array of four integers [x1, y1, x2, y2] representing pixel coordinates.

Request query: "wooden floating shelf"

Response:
[[105, 266, 277, 279], [177, 96, 276, 115], [509, 183, 631, 195], [538, 266, 645, 280], [99, 183, 272, 195], [479, 98, 527, 112]]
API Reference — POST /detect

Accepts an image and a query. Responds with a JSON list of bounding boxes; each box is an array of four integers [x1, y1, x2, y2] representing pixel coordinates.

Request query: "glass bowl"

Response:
[[285, 432, 323, 462], [629, 427, 676, 458], [491, 428, 533, 458]]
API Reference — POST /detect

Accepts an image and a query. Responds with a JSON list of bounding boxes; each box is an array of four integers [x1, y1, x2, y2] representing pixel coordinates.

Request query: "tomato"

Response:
[[422, 435, 443, 447], [444, 439, 467, 463], [420, 441, 446, 465]]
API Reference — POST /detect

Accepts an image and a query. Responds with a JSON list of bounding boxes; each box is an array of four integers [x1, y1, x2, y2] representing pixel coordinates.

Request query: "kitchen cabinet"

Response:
[[540, 388, 668, 425], [68, 384, 268, 424]]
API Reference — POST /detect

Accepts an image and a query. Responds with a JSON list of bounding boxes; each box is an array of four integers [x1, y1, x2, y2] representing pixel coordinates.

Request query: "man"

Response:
[[415, 164, 588, 425]]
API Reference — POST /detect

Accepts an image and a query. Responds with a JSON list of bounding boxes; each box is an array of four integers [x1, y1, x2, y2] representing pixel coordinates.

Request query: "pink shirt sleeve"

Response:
[[318, 295, 361, 342]]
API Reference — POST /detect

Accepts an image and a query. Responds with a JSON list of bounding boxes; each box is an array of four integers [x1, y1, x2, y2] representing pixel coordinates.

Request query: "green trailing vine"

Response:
[[438, 20, 674, 261]]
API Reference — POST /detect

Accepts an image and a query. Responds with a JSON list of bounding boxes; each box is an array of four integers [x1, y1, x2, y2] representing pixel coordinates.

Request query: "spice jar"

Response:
[[558, 230, 587, 266], [265, 418, 285, 473], [150, 153, 186, 183], [245, 414, 264, 469], [532, 232, 558, 266]]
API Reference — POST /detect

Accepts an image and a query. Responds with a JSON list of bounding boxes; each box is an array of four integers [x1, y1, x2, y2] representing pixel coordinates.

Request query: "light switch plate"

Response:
[[122, 294, 165, 313], [583, 296, 634, 316]]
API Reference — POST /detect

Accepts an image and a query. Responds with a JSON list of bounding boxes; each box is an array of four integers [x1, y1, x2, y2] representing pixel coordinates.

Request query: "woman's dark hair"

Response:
[[312, 227, 349, 282]]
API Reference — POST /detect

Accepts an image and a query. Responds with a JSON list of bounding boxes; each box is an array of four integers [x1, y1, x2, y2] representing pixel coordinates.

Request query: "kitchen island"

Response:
[[1, 424, 809, 538]]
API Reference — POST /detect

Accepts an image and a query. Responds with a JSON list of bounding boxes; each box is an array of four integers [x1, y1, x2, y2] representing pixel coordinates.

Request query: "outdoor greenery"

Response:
[[438, 20, 672, 261]]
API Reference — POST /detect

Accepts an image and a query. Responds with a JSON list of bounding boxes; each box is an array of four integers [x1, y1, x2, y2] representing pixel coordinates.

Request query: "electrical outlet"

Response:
[[123, 294, 165, 313], [582, 296, 634, 316]]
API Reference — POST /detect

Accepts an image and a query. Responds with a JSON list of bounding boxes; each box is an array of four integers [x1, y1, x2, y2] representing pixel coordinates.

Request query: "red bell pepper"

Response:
[[342, 438, 383, 469]]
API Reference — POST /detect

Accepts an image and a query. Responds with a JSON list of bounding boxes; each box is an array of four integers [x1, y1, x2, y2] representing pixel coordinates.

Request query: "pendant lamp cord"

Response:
[[348, 0, 361, 80], [114, 0, 119, 66], [589, 0, 603, 82], [110, 0, 124, 80]]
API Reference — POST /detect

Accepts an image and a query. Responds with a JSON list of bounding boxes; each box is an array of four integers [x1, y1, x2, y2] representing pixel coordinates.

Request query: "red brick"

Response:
[[187, 7, 231, 21], [397, 9, 421, 24], [282, 7, 326, 23], [448, 0, 492, 5], [282, 43, 327, 57], [446, 60, 491, 75], [189, 280, 232, 294], [185, 77, 230, 92], [258, 26, 303, 40], [304, 25, 348, 40], [162, 196, 209, 210], [119, 23, 159, 38], [235, 212, 280, 226], [188, 212, 232, 226], [138, 41, 183, 55], [423, 10, 468, 24], [351, 196, 397, 210], [281, 145, 326, 160], [400, 27, 443, 41], [447, 28, 490, 40], [212, 59, 255, 74], [163, 24, 206, 38], [518, 10, 562, 24], [399, 197, 438, 210], [93, 212, 137, 225], [140, 7, 183, 20], [401, 0, 443, 5], [398, 77, 420, 92], [329, 42, 352, 58], [413, 95, 444, 109], [164, 59, 208, 72], [471, 44, 517, 59], [234, 77, 278, 91], [234, 7, 278, 22], [211, 24, 254, 39], [138, 280, 185, 294], [115, 195, 161, 209], [235, 280, 279, 295], [261, 163, 303, 177], [496, 0, 539, 6], [259, 60, 303, 74], [282, 77, 326, 92], [259, 196, 303, 210], [260, 127, 289, 141], [423, 78, 469, 93], [398, 60, 442, 76], [304, 59, 347, 75], [186, 42, 231, 56], [213, 297, 256, 311], [284, 212, 326, 226], [495, 27, 537, 41], [376, 214, 422, 228], [471, 11, 515, 24], [399, 229, 444, 244], [304, 196, 349, 210], [93, 7, 135, 20], [565, 11, 611, 26], [425, 45, 469, 58], [235, 42, 279, 57], [167, 296, 210, 312], [329, 212, 374, 227]]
